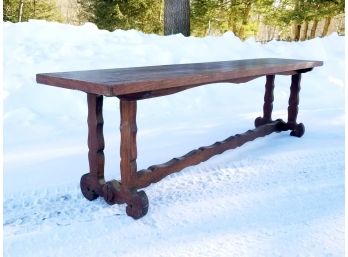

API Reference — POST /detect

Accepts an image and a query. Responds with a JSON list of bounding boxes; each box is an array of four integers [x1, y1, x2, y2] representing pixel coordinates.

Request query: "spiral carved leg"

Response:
[[255, 75, 275, 128], [80, 173, 103, 201], [81, 94, 106, 201], [287, 74, 305, 137]]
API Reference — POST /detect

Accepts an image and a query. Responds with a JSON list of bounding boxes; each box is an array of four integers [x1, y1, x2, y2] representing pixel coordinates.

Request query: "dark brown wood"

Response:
[[80, 94, 105, 200], [102, 179, 149, 219], [131, 119, 287, 189], [125, 190, 149, 219], [287, 73, 305, 137], [263, 75, 275, 121], [36, 58, 323, 98], [121, 76, 264, 100], [255, 75, 275, 127], [101, 99, 149, 219], [37, 58, 323, 219], [119, 100, 138, 186], [88, 94, 105, 180], [288, 74, 301, 126], [276, 67, 313, 75], [120, 86, 195, 100]]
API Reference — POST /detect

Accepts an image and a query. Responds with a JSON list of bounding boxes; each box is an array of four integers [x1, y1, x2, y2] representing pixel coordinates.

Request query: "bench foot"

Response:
[[254, 116, 272, 127], [102, 180, 124, 205], [275, 119, 288, 131], [80, 173, 104, 201], [289, 122, 305, 137], [255, 117, 289, 132], [255, 117, 304, 137], [102, 180, 149, 219], [274, 119, 305, 137], [126, 191, 149, 219]]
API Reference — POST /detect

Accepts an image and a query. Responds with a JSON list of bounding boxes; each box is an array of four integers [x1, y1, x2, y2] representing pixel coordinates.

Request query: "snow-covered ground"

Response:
[[3, 20, 345, 257]]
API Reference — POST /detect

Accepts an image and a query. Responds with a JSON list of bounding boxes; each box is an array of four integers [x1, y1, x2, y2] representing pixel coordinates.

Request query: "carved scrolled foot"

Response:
[[126, 190, 149, 220], [255, 117, 271, 127], [275, 119, 288, 132], [102, 180, 125, 205], [80, 173, 102, 201], [290, 123, 305, 138], [102, 181, 149, 219]]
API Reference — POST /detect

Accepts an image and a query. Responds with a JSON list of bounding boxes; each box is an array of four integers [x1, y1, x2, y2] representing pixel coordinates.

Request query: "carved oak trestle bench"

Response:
[[36, 58, 323, 219]]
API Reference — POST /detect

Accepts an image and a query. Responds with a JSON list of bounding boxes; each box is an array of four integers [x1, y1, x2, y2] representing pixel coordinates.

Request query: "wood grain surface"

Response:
[[36, 58, 323, 97]]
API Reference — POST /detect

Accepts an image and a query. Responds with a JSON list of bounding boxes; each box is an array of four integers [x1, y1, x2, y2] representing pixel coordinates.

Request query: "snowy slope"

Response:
[[3, 20, 345, 257]]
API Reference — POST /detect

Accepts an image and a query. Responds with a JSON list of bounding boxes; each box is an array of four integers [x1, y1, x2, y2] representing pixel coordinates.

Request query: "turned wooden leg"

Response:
[[287, 73, 305, 137], [80, 93, 106, 200], [255, 75, 276, 127], [119, 99, 138, 186], [102, 99, 148, 219]]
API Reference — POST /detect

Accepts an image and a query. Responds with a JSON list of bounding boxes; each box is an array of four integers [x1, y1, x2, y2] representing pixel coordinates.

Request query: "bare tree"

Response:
[[164, 0, 190, 36]]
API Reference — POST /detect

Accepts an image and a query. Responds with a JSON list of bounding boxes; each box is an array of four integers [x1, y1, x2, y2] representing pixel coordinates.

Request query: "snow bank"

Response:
[[3, 20, 344, 172], [3, 20, 345, 257]]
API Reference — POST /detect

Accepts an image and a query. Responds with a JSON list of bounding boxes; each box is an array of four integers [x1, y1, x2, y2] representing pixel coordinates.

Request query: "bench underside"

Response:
[[132, 119, 288, 189], [80, 73, 306, 219]]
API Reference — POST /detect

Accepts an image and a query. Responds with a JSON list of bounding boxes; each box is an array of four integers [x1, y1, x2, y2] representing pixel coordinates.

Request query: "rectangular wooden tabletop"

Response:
[[36, 58, 323, 97]]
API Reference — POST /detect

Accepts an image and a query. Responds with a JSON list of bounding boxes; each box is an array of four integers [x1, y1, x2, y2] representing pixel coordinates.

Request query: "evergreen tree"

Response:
[[4, 0, 344, 40], [3, 0, 63, 23], [77, 0, 162, 33], [191, 0, 224, 36], [204, 0, 342, 40], [191, 0, 259, 39], [258, 0, 345, 40]]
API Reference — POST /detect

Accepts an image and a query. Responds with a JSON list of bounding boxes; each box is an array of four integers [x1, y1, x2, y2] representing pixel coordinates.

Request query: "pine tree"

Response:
[[3, 0, 63, 22], [191, 0, 224, 36], [191, 0, 259, 39], [77, 0, 162, 33]]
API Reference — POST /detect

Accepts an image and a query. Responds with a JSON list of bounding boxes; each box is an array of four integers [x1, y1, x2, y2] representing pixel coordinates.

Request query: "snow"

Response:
[[3, 20, 345, 257]]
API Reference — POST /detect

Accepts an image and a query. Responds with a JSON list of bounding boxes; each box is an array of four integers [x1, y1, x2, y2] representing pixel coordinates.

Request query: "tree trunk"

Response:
[[336, 15, 345, 35], [265, 26, 272, 42], [310, 19, 319, 38], [239, 26, 245, 39], [292, 0, 300, 41], [321, 17, 332, 37], [160, 0, 164, 22], [238, 1, 252, 40], [33, 0, 36, 19], [232, 22, 238, 36], [206, 20, 211, 36], [164, 0, 190, 36], [300, 20, 309, 41], [18, 0, 24, 22], [293, 24, 301, 41]]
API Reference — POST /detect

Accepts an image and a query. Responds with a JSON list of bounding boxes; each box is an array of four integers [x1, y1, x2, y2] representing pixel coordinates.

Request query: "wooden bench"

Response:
[[36, 58, 323, 219]]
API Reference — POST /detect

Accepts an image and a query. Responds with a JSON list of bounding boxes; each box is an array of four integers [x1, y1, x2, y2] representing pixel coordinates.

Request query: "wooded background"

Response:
[[3, 0, 345, 42]]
